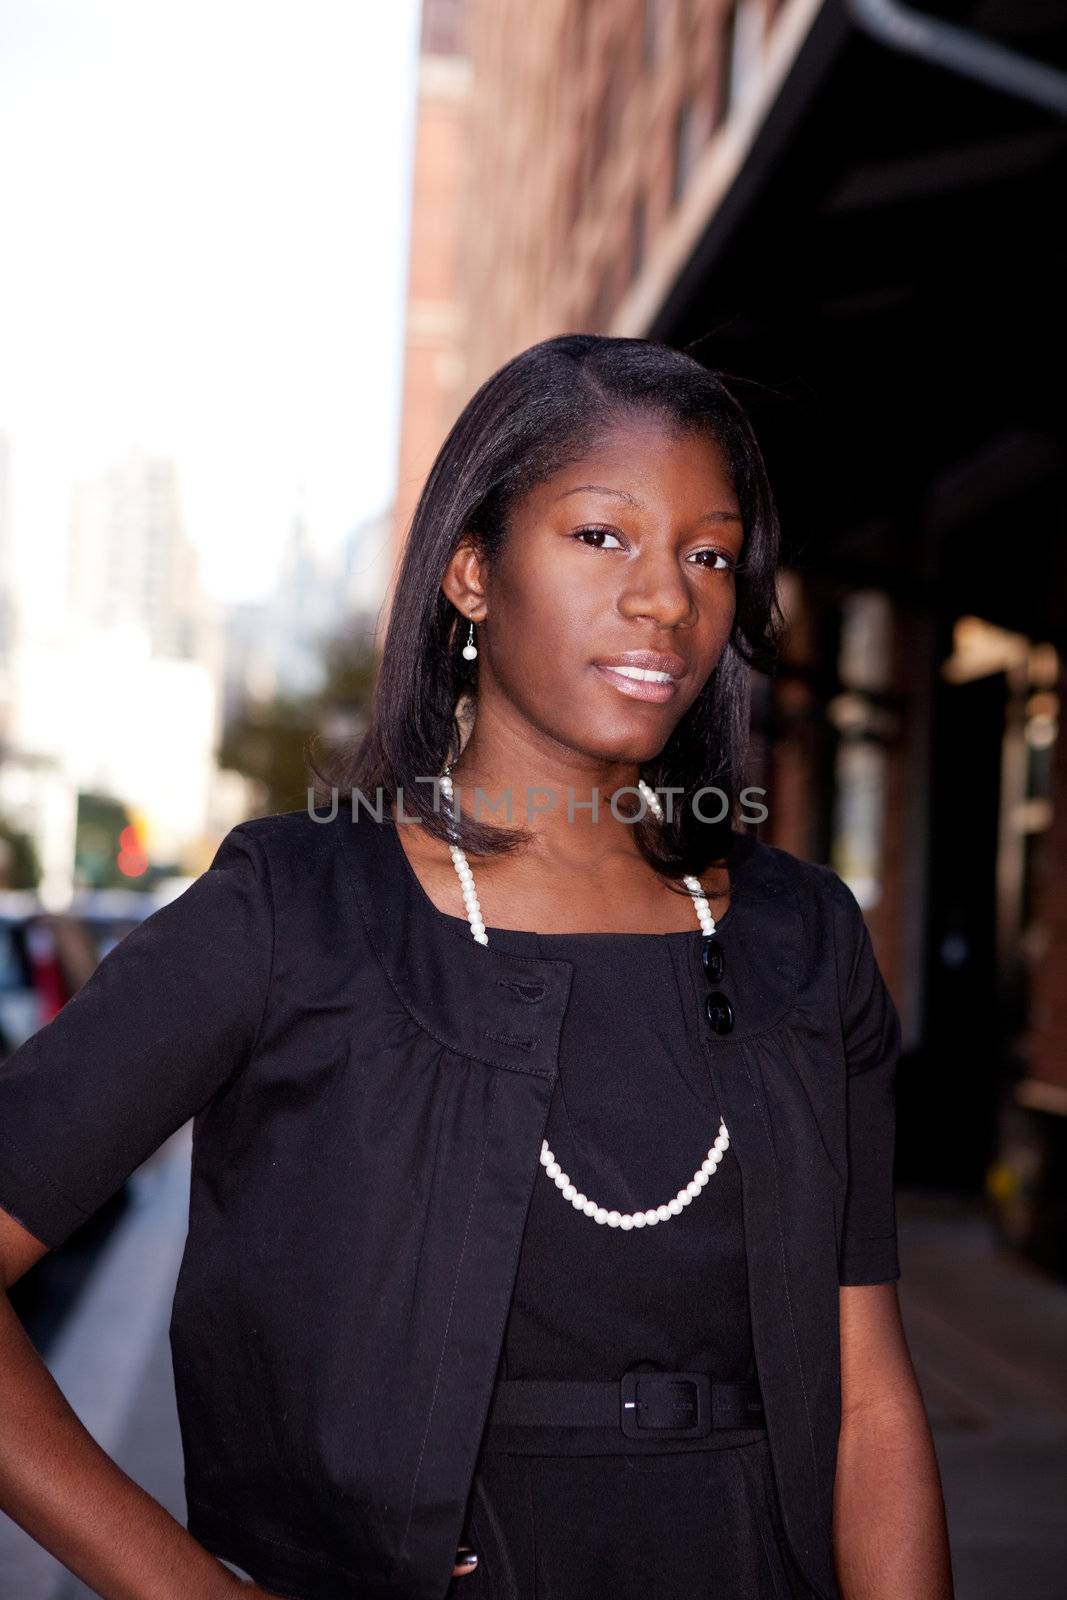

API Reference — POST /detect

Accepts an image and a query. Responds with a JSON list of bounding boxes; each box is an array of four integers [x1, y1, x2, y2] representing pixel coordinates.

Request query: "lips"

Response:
[[593, 650, 687, 680], [593, 663, 680, 703]]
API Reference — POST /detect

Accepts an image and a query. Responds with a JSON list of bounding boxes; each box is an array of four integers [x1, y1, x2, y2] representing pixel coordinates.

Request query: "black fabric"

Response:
[[449, 1440, 817, 1600], [0, 809, 901, 1600], [434, 922, 813, 1597]]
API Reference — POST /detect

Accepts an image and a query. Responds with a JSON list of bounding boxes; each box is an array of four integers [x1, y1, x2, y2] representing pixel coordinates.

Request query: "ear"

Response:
[[441, 536, 488, 620]]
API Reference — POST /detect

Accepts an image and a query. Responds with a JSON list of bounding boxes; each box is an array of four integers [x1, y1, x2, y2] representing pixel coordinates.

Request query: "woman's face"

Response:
[[449, 414, 745, 770]]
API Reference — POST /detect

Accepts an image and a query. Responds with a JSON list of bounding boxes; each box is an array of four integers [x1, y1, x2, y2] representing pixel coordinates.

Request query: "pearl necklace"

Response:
[[438, 766, 731, 1229]]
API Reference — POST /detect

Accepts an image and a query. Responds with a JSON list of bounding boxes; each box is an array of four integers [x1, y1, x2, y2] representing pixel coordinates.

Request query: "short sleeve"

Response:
[[0, 824, 273, 1251], [831, 876, 902, 1286]]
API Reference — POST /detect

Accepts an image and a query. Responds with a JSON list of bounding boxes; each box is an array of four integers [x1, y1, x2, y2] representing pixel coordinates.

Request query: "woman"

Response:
[[0, 334, 953, 1600]]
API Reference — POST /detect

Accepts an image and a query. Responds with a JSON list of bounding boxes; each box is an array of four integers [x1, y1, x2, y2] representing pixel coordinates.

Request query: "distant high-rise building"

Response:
[[67, 450, 216, 668], [341, 507, 394, 626], [220, 503, 393, 730]]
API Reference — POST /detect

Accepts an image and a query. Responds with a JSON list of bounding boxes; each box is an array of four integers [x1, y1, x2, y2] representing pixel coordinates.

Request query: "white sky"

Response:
[[0, 0, 421, 607]]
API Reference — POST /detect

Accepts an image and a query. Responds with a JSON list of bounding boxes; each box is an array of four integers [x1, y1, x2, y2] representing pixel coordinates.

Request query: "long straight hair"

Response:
[[311, 334, 783, 882]]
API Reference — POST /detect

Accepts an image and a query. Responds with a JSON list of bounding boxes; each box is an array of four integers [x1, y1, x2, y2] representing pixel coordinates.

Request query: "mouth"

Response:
[[592, 662, 681, 703]]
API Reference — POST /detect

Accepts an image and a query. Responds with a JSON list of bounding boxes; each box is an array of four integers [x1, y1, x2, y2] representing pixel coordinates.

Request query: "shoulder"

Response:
[[729, 832, 869, 987], [223, 806, 343, 867], [207, 809, 358, 926], [728, 829, 853, 912]]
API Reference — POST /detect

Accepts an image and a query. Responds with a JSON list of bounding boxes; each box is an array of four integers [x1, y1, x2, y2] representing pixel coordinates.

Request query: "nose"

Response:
[[617, 549, 694, 629]]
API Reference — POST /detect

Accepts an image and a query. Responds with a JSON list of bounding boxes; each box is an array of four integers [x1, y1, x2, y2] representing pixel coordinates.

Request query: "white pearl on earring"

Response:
[[461, 618, 478, 660]]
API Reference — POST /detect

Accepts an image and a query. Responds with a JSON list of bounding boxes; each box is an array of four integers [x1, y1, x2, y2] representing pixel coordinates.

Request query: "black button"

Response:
[[704, 992, 734, 1034], [701, 937, 725, 983]]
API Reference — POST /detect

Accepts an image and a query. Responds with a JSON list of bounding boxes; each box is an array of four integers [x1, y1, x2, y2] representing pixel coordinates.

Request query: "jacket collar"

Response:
[[339, 811, 803, 1072], [341, 811, 575, 1079]]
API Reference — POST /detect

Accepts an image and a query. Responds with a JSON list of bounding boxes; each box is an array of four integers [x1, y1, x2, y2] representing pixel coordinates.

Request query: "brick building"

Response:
[[391, 0, 1067, 1272], [388, 0, 473, 625]]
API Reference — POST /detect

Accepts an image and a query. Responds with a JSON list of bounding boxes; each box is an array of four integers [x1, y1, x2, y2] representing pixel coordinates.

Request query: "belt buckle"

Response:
[[619, 1371, 712, 1439]]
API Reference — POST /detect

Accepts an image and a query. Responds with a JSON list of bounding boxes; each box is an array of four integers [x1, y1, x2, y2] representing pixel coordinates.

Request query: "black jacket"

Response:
[[0, 807, 901, 1600]]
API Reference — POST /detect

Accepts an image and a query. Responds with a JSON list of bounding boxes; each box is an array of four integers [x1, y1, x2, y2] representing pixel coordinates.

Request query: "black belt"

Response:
[[485, 1368, 765, 1441]]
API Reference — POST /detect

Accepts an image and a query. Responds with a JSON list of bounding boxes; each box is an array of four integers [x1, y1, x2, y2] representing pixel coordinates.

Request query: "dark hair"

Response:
[[311, 333, 783, 883]]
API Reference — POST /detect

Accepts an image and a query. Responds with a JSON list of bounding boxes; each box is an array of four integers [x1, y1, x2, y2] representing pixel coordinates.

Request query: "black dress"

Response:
[[439, 910, 818, 1600]]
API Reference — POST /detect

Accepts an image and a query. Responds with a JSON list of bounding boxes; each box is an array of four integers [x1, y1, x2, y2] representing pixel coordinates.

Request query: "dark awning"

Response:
[[646, 0, 1067, 640]]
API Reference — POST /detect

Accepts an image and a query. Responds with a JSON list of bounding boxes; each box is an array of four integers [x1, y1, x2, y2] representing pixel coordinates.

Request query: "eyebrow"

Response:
[[556, 485, 742, 525]]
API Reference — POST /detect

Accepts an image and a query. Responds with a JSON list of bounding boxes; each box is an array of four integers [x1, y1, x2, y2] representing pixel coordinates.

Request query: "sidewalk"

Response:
[[895, 1187, 1067, 1600], [2, 1163, 1065, 1598]]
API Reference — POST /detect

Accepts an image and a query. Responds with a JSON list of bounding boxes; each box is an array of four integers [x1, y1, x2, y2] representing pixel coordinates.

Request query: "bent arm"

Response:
[[833, 1282, 954, 1599], [0, 1207, 250, 1600]]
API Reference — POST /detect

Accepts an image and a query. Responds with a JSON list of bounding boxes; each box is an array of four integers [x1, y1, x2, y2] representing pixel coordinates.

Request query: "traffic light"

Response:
[[116, 815, 149, 879]]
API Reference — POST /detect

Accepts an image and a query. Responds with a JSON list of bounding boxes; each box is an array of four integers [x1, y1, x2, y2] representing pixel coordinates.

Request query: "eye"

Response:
[[688, 549, 736, 572], [572, 526, 625, 550]]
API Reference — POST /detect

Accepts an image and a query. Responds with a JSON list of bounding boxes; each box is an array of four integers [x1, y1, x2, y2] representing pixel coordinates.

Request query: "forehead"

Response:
[[530, 418, 738, 510]]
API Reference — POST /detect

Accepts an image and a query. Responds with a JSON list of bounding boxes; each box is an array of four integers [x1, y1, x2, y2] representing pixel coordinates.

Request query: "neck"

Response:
[[444, 742, 655, 872]]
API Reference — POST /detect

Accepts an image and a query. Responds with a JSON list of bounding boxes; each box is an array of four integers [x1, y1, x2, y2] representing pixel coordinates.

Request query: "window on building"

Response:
[[715, 0, 765, 127], [642, 0, 670, 69], [590, 39, 625, 187], [420, 0, 465, 57], [671, 94, 703, 204], [567, 147, 586, 234], [629, 191, 647, 284], [589, 262, 617, 331], [574, 0, 594, 64]]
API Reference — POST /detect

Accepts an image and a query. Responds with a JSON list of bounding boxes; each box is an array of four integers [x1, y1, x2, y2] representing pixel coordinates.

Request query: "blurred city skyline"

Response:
[[0, 0, 421, 609]]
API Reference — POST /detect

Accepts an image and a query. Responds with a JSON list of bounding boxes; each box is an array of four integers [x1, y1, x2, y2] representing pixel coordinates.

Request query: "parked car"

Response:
[[0, 881, 192, 1059]]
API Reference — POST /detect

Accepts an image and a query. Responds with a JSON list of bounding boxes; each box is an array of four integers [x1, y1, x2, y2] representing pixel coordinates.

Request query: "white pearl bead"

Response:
[[643, 1210, 659, 1226], [545, 1160, 560, 1179], [594, 1207, 609, 1224], [620, 1215, 634, 1230], [572, 1193, 587, 1209], [562, 1184, 576, 1201], [607, 1211, 621, 1227], [656, 1204, 672, 1222], [632, 1213, 646, 1227], [686, 1180, 701, 1198], [667, 1198, 684, 1216]]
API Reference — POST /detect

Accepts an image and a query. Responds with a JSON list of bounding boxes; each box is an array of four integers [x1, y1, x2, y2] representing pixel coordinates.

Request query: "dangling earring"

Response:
[[461, 617, 478, 660]]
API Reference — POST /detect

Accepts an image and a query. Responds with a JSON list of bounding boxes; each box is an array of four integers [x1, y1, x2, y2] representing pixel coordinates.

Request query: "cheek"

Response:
[[492, 563, 591, 676]]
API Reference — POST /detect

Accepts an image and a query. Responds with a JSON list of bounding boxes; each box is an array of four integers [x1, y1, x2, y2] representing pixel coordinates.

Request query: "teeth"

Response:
[[604, 665, 673, 682]]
